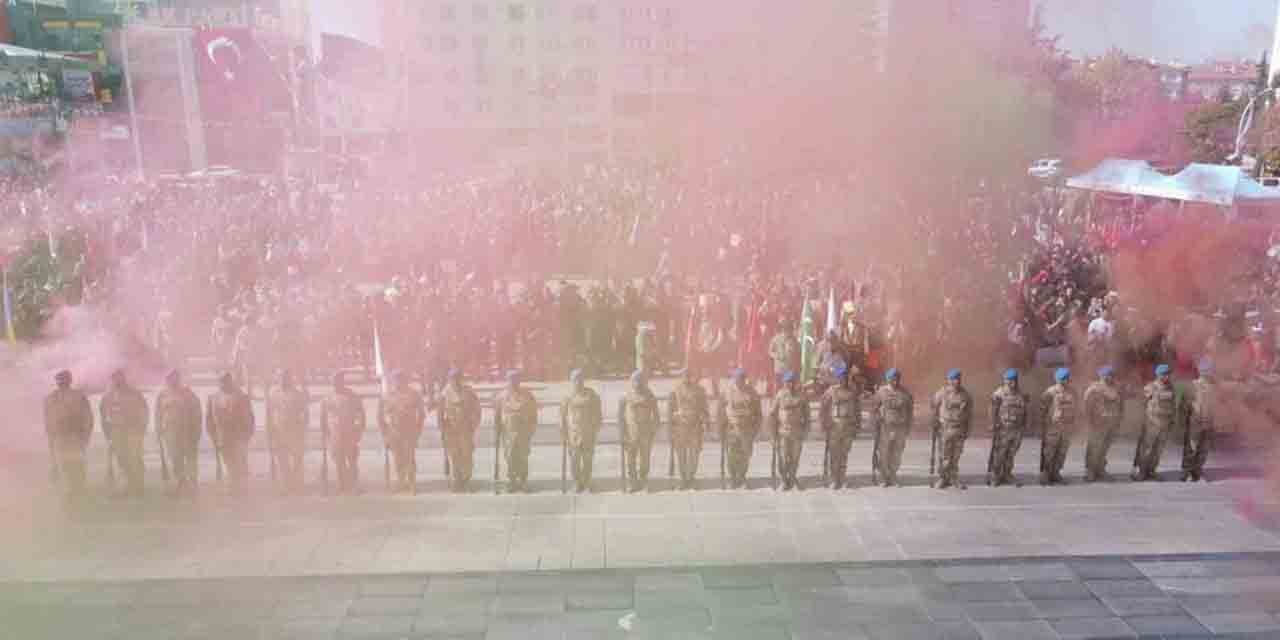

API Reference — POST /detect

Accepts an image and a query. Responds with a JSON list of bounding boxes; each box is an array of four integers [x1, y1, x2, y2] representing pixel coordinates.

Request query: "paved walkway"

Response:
[[10, 553, 1280, 639]]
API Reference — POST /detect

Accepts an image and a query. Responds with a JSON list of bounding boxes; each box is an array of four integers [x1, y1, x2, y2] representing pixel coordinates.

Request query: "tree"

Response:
[[1183, 100, 1244, 163]]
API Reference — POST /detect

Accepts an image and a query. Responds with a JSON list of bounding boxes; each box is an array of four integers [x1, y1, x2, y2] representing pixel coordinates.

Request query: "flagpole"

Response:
[[3, 268, 16, 344]]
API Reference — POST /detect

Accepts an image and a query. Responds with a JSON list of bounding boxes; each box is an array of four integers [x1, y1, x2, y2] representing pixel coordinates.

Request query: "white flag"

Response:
[[373, 318, 387, 395]]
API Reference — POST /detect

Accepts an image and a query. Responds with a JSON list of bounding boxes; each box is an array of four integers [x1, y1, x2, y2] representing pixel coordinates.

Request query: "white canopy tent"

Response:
[[1067, 159, 1280, 219], [0, 43, 93, 70]]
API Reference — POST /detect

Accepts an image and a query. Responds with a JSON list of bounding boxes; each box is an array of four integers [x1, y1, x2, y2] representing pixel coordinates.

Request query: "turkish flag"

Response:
[[192, 28, 289, 170]]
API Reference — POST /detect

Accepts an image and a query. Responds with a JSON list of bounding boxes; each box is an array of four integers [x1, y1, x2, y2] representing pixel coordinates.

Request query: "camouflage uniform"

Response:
[[267, 384, 310, 491], [989, 383, 1029, 486], [495, 385, 538, 492], [820, 383, 861, 489], [719, 383, 762, 489], [379, 386, 424, 494], [875, 384, 913, 486], [155, 383, 203, 493], [1082, 380, 1123, 481], [45, 384, 94, 498], [930, 384, 972, 489], [618, 384, 661, 492], [769, 386, 810, 490], [101, 381, 150, 496], [438, 381, 481, 492], [320, 387, 366, 493], [1039, 383, 1078, 485], [560, 385, 603, 492], [1134, 380, 1179, 481], [1183, 377, 1215, 481], [668, 378, 710, 489], [207, 384, 256, 495]]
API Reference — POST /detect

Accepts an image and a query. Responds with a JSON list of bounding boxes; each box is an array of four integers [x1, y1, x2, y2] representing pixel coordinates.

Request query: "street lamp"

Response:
[[1230, 86, 1280, 163]]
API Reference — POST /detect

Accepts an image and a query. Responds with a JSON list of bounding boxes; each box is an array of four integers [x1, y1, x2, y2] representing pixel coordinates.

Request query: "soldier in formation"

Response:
[[321, 371, 366, 494], [874, 369, 913, 487], [495, 370, 538, 493], [154, 369, 203, 496], [930, 369, 972, 490], [667, 367, 710, 489], [561, 369, 602, 493], [207, 372, 255, 496], [438, 369, 481, 493], [1134, 364, 1179, 482], [44, 370, 93, 500], [1039, 368, 1078, 485], [819, 364, 860, 490], [988, 369, 1027, 487], [719, 368, 761, 489], [618, 370, 661, 492], [267, 369, 309, 493], [769, 371, 810, 490], [378, 372, 424, 494], [1082, 365, 1123, 482], [100, 370, 149, 498], [1183, 358, 1216, 482]]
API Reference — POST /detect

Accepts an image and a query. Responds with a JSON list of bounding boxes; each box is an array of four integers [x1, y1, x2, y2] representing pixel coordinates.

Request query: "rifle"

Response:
[[156, 428, 170, 485], [265, 395, 277, 484], [105, 435, 116, 489], [560, 427, 568, 494], [870, 417, 882, 486], [383, 443, 391, 490], [986, 425, 998, 485], [618, 417, 628, 492], [929, 420, 939, 480], [822, 425, 831, 484], [667, 420, 675, 480], [770, 428, 779, 490], [213, 437, 224, 485], [320, 423, 330, 495], [719, 423, 727, 489], [493, 412, 502, 495], [441, 417, 452, 479], [47, 431, 60, 485]]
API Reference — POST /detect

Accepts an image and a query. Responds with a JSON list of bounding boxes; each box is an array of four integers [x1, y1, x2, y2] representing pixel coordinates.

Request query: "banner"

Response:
[[373, 317, 386, 395]]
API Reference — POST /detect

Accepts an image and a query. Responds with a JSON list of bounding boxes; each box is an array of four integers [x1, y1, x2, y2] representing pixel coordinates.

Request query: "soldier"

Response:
[[100, 370, 149, 498], [1183, 358, 1216, 482], [154, 370, 202, 496], [668, 367, 711, 490], [438, 368, 481, 493], [1082, 365, 1123, 482], [618, 370, 661, 492], [267, 369, 309, 493], [207, 372, 255, 496], [378, 372, 424, 494], [1039, 368, 1078, 485], [768, 318, 798, 394], [560, 369, 603, 493], [1134, 364, 1179, 482], [320, 371, 366, 494], [719, 368, 762, 489], [44, 370, 93, 499], [874, 369, 913, 487], [989, 369, 1028, 487], [495, 370, 538, 493], [930, 369, 972, 490], [769, 371, 810, 490], [818, 364, 859, 489]]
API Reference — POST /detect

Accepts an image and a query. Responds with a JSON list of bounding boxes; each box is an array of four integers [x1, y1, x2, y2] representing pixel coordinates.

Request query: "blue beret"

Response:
[[731, 368, 747, 380], [1004, 369, 1019, 381], [1197, 358, 1213, 374], [1098, 365, 1114, 378], [447, 367, 461, 379], [832, 364, 849, 379], [569, 369, 584, 382], [885, 368, 901, 381], [1055, 367, 1070, 382], [782, 371, 797, 383], [946, 369, 961, 381], [1155, 364, 1171, 377], [506, 369, 522, 382], [631, 369, 646, 383]]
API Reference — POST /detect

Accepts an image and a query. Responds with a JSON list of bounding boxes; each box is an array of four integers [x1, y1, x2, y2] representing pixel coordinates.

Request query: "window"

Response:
[[573, 3, 597, 22], [421, 36, 434, 51], [512, 67, 528, 86], [473, 34, 488, 51], [476, 65, 491, 85], [473, 3, 489, 21], [508, 4, 525, 22], [441, 4, 456, 20], [441, 35, 459, 52], [543, 35, 561, 51], [573, 36, 595, 51], [445, 67, 461, 83], [510, 35, 525, 52], [536, 4, 556, 20], [476, 99, 491, 114]]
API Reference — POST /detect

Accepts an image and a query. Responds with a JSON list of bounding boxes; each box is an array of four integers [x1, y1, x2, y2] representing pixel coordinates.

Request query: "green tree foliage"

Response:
[[1183, 100, 1244, 164]]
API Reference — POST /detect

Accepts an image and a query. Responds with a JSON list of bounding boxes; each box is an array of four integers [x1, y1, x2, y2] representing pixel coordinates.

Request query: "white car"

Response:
[[1028, 158, 1063, 180]]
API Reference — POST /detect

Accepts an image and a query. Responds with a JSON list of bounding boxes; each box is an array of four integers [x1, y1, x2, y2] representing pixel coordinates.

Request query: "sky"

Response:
[[1038, 0, 1277, 63], [307, 0, 382, 56]]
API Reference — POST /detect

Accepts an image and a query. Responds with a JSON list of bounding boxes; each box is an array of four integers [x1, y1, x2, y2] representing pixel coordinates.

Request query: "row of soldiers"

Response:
[[42, 357, 1219, 501]]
